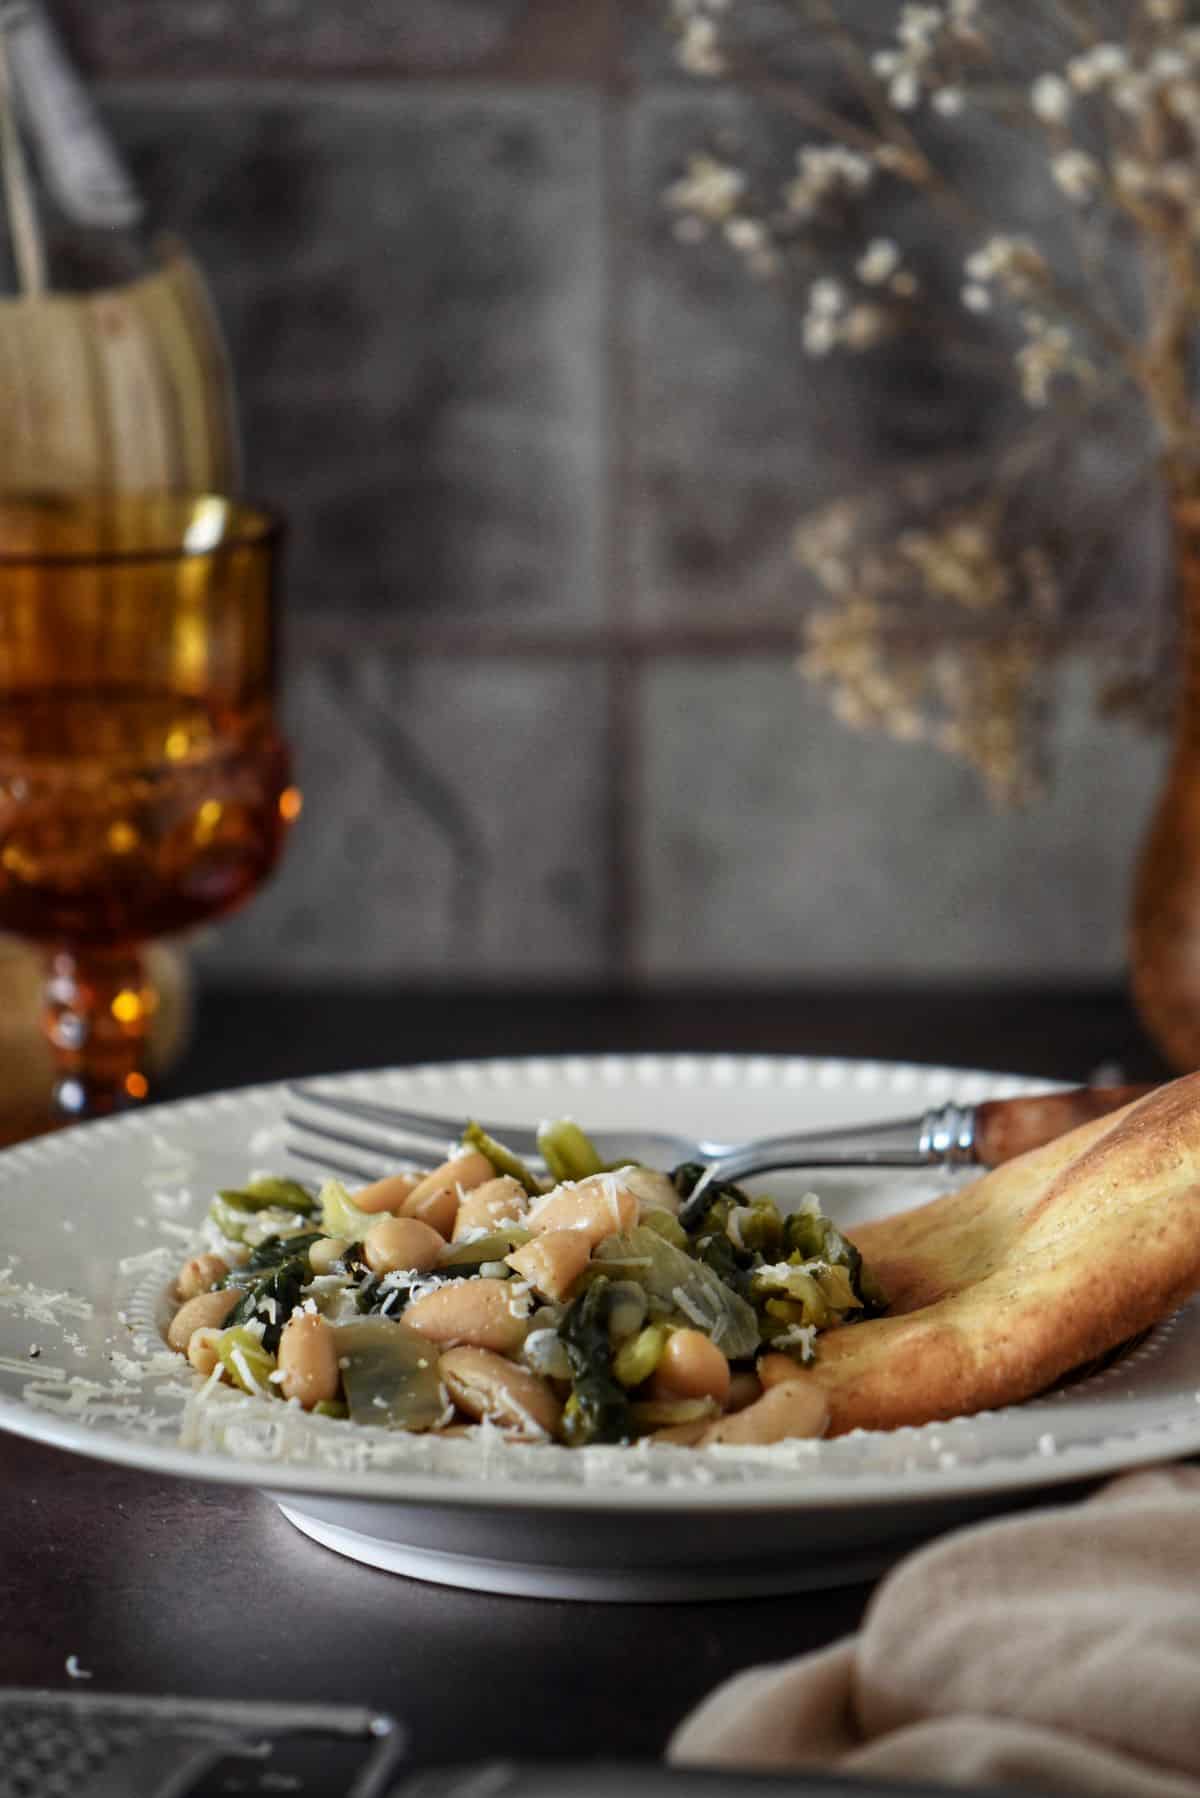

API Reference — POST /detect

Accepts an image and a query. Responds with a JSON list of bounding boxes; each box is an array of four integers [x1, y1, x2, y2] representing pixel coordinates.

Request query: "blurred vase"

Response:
[[0, 3, 239, 488], [1130, 469, 1200, 1068], [0, 243, 239, 493]]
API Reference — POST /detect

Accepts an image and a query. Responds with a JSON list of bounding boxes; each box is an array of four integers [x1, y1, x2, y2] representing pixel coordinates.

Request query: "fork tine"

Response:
[[286, 1139, 391, 1185], [282, 1110, 451, 1173], [287, 1083, 464, 1144], [285, 1082, 543, 1156]]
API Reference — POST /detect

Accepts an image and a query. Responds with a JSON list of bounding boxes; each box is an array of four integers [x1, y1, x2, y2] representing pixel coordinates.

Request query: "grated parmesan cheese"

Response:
[[771, 1323, 818, 1363], [602, 1174, 624, 1229], [231, 1347, 267, 1398], [671, 1285, 711, 1330]]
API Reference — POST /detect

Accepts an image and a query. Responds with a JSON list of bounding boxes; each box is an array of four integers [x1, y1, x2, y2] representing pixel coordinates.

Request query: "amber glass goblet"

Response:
[[0, 494, 296, 1123]]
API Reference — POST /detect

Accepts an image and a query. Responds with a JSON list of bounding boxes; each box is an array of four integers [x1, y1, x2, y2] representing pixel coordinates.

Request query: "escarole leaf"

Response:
[[440, 1228, 531, 1271], [334, 1318, 446, 1431], [223, 1258, 309, 1352], [210, 1176, 317, 1242], [536, 1119, 607, 1185], [594, 1226, 760, 1360], [559, 1277, 632, 1447], [216, 1175, 317, 1216], [318, 1178, 384, 1241], [245, 1230, 323, 1273], [214, 1326, 277, 1397], [462, 1121, 544, 1196]]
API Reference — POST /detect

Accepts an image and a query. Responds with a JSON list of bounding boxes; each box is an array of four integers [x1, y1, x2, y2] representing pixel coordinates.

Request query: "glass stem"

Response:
[[42, 944, 152, 1120]]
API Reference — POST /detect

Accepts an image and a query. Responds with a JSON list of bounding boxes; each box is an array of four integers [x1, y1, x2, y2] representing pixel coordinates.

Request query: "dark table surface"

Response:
[[0, 980, 1176, 1775]]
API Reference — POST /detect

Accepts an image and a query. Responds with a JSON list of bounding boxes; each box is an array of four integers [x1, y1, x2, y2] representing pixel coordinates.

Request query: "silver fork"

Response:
[[283, 1079, 980, 1191]]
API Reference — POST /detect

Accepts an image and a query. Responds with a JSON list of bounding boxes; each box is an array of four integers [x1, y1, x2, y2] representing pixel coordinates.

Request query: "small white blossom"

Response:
[[871, 5, 948, 112], [802, 276, 888, 357], [1051, 149, 1101, 201], [899, 6, 944, 47], [724, 216, 766, 252], [856, 237, 901, 284], [1030, 73, 1071, 124], [809, 277, 847, 316], [664, 153, 745, 223], [783, 144, 874, 219], [963, 234, 1046, 299], [1014, 313, 1089, 408], [723, 214, 780, 277], [1091, 44, 1131, 80], [962, 282, 992, 312], [803, 281, 887, 357], [677, 15, 725, 76], [803, 316, 837, 356], [1067, 44, 1129, 93], [899, 521, 1008, 610], [1150, 49, 1188, 80], [889, 68, 921, 110]]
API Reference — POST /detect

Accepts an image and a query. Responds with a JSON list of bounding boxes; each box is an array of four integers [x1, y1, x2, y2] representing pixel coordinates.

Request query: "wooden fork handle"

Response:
[[974, 1085, 1157, 1166]]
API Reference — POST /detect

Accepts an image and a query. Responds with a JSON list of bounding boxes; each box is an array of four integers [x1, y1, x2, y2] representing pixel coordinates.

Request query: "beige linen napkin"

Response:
[[669, 1466, 1200, 1796]]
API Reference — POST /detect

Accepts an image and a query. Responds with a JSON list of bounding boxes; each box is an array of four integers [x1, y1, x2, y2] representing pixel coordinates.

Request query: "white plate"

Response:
[[2, 1054, 1197, 1602]]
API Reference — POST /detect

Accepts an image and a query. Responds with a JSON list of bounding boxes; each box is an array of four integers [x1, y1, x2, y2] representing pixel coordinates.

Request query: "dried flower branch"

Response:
[[665, 0, 1200, 800]]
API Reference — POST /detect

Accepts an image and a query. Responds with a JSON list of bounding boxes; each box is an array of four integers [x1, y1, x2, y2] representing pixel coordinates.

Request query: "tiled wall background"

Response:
[[63, 0, 1168, 985]]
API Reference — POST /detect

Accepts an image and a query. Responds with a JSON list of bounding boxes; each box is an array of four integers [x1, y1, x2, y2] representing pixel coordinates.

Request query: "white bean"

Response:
[[404, 1278, 529, 1356], [405, 1151, 494, 1210], [363, 1215, 444, 1276], [308, 1236, 348, 1277], [451, 1177, 530, 1242], [440, 1345, 561, 1439], [652, 1329, 731, 1406], [352, 1172, 419, 1216], [174, 1252, 229, 1302], [525, 1173, 638, 1247], [400, 1186, 459, 1240], [186, 1326, 225, 1377], [167, 1287, 239, 1352], [277, 1312, 340, 1408], [504, 1229, 591, 1302]]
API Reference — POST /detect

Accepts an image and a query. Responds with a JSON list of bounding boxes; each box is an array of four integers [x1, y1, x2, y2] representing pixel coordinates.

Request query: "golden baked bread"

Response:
[[809, 1074, 1200, 1435]]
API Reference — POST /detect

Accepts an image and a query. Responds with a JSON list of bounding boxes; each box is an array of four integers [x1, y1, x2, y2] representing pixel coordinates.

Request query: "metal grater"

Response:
[[0, 1691, 404, 1798]]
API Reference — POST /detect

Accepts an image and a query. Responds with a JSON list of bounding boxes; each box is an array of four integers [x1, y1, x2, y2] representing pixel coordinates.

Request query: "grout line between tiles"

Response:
[[601, 79, 640, 984], [285, 617, 1130, 657]]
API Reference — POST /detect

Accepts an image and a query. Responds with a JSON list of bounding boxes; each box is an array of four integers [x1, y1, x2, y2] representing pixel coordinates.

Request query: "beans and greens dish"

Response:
[[165, 1119, 881, 1447]]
